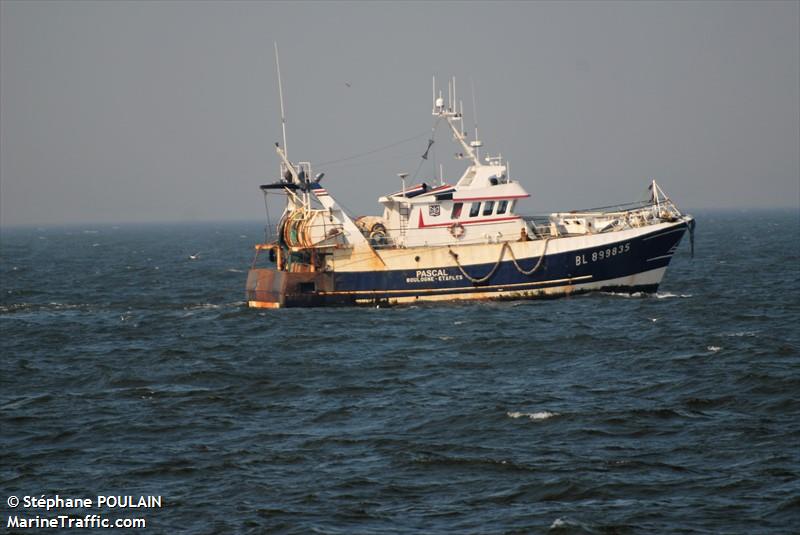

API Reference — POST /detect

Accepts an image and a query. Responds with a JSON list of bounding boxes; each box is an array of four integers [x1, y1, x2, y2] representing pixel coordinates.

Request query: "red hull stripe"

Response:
[[417, 212, 522, 228], [389, 184, 426, 196], [453, 194, 530, 202]]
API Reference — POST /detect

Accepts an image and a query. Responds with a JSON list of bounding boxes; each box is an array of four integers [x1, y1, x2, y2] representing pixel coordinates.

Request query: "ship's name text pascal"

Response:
[[406, 269, 464, 284]]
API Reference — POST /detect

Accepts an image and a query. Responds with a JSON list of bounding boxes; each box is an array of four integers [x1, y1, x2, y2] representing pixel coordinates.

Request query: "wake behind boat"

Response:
[[246, 77, 694, 308]]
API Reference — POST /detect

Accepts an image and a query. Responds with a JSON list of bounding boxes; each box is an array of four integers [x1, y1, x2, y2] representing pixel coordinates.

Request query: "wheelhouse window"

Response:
[[469, 202, 481, 217], [483, 200, 495, 216], [497, 200, 508, 214], [451, 202, 463, 219]]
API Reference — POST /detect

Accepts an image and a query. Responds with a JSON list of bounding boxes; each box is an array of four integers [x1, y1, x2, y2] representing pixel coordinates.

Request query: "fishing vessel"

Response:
[[246, 78, 694, 308]]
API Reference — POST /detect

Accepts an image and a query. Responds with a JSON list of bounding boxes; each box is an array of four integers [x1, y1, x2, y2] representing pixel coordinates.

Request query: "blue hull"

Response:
[[336, 224, 686, 295], [247, 221, 690, 307]]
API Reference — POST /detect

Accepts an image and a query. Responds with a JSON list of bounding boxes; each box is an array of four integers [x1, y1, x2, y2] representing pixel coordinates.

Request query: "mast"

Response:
[[273, 43, 311, 208], [433, 78, 481, 167], [274, 42, 288, 158]]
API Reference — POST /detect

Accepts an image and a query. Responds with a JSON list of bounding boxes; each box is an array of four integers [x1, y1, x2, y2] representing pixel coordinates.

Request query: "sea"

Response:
[[1, 210, 798, 534]]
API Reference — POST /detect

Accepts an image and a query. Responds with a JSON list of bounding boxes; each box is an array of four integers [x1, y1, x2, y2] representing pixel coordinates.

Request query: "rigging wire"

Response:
[[315, 130, 431, 168], [412, 117, 442, 182], [263, 191, 273, 242], [315, 151, 422, 172]]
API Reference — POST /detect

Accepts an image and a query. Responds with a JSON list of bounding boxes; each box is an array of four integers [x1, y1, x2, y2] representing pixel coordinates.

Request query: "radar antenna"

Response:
[[432, 76, 482, 167]]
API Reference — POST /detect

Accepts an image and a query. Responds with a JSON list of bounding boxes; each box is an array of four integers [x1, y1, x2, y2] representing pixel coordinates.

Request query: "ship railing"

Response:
[[524, 198, 684, 237], [546, 197, 682, 218], [280, 161, 313, 183]]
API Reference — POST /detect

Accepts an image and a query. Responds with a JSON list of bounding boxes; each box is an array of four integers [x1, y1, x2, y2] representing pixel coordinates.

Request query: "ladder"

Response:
[[399, 203, 410, 236]]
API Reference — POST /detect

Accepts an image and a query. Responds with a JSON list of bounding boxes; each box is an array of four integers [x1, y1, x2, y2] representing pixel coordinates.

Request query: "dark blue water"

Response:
[[2, 211, 799, 534]]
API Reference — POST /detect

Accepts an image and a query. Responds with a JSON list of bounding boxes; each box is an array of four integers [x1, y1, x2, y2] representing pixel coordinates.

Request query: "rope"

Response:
[[449, 247, 503, 283], [448, 239, 550, 284], [507, 238, 550, 275]]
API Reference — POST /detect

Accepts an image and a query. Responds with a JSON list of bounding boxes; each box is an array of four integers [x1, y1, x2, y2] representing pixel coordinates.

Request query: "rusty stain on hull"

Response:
[[246, 268, 343, 308]]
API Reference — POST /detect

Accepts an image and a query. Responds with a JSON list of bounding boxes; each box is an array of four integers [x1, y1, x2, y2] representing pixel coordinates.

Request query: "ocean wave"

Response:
[[600, 291, 646, 298], [600, 291, 692, 299], [656, 292, 693, 298], [183, 303, 221, 310], [507, 410, 559, 421], [0, 302, 94, 314], [549, 517, 586, 530]]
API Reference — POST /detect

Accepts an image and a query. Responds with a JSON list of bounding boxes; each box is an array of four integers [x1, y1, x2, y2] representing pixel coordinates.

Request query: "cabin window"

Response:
[[451, 202, 463, 219], [509, 200, 516, 213], [469, 202, 481, 217], [483, 200, 495, 216], [497, 200, 508, 214]]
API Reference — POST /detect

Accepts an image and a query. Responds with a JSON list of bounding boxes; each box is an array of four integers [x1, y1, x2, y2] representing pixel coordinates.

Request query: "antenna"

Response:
[[469, 78, 482, 160], [471, 78, 479, 144], [432, 75, 436, 114], [459, 100, 465, 138], [452, 76, 457, 114], [274, 42, 288, 158], [398, 172, 409, 197], [447, 79, 452, 112]]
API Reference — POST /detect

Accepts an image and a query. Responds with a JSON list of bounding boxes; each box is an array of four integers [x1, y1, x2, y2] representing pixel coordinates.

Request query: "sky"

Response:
[[1, 0, 798, 226]]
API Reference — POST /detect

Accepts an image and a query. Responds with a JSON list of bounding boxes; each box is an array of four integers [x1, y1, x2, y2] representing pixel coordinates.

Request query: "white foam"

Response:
[[727, 331, 757, 337], [184, 303, 220, 310], [656, 292, 692, 299], [603, 291, 692, 299], [507, 411, 559, 421], [601, 291, 645, 298], [707, 346, 721, 352]]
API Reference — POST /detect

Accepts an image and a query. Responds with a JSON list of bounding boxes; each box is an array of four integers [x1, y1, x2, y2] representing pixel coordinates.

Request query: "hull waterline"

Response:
[[246, 220, 691, 308]]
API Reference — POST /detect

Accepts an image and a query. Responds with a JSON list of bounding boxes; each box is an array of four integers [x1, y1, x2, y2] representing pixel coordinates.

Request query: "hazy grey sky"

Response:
[[1, 1, 798, 226]]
